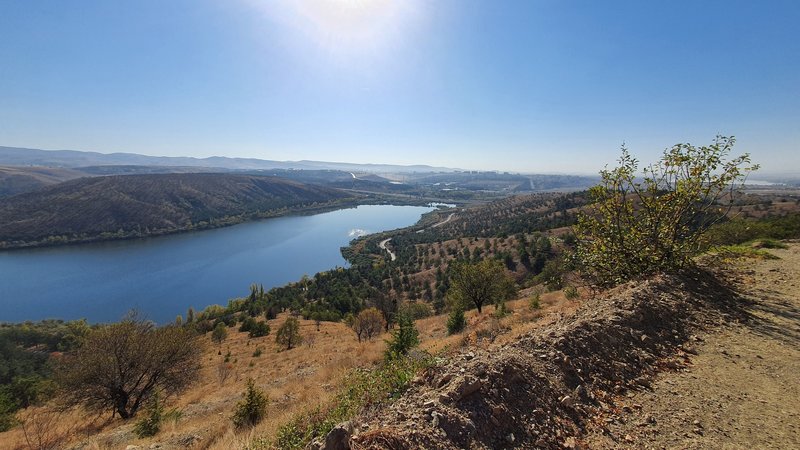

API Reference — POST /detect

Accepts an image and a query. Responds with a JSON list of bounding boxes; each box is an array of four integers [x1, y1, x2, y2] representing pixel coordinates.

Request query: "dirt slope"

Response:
[[583, 244, 800, 449], [350, 245, 799, 449]]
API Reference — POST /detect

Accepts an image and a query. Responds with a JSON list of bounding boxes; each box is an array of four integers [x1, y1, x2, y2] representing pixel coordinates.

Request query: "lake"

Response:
[[0, 204, 434, 324]]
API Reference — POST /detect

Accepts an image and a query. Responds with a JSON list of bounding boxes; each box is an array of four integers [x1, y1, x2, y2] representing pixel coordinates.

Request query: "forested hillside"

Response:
[[0, 173, 356, 248]]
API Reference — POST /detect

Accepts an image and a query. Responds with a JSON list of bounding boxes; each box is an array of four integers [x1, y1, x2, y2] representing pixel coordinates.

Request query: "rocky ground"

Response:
[[582, 244, 800, 449], [344, 244, 800, 449]]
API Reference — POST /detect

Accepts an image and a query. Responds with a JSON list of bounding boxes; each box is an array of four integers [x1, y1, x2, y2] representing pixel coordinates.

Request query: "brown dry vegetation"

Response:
[[0, 290, 575, 450]]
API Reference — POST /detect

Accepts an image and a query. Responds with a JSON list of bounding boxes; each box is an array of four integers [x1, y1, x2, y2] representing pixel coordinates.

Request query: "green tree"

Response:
[[447, 259, 517, 313], [573, 136, 757, 288], [384, 314, 419, 360], [232, 378, 268, 429], [446, 307, 466, 335], [211, 322, 228, 345], [275, 317, 302, 350]]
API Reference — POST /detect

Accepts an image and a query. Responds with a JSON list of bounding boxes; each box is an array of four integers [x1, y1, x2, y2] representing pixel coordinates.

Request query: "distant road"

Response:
[[379, 238, 397, 261], [431, 213, 456, 228]]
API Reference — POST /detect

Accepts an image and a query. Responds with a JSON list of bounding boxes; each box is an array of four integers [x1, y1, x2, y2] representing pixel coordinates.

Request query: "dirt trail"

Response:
[[584, 244, 800, 449]]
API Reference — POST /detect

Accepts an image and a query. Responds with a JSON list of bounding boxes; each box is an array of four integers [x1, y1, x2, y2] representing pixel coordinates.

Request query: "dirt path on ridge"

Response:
[[583, 243, 800, 449]]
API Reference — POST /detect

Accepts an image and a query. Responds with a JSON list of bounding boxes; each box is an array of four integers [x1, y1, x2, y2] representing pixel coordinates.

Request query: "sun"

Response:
[[246, 0, 422, 60]]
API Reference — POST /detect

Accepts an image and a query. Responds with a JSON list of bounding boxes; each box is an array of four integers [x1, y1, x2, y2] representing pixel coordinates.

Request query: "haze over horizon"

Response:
[[1, 1, 798, 174]]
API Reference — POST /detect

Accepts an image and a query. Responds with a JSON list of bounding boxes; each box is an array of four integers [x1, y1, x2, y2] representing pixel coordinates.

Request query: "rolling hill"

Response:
[[0, 166, 86, 197], [0, 173, 356, 248]]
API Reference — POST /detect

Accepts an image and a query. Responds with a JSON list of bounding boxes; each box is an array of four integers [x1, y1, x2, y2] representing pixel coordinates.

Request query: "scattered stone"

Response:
[[453, 377, 483, 401], [305, 439, 322, 450], [324, 422, 353, 450]]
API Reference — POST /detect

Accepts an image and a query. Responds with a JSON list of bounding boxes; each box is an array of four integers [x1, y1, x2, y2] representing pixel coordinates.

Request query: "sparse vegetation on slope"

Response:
[[0, 173, 356, 248]]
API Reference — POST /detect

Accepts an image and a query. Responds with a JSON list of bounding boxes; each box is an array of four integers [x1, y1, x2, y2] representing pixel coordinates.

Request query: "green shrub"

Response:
[[529, 293, 541, 310], [574, 137, 757, 288], [232, 379, 268, 429], [493, 301, 510, 318], [211, 322, 228, 345], [446, 308, 466, 335], [563, 286, 579, 300], [248, 321, 270, 338], [273, 355, 432, 449], [134, 393, 164, 438], [398, 301, 434, 320], [239, 317, 257, 333], [384, 314, 419, 360], [0, 391, 18, 432], [252, 347, 263, 357]]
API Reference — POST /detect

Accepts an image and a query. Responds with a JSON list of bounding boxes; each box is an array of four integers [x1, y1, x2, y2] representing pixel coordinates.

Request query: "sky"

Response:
[[0, 0, 798, 174]]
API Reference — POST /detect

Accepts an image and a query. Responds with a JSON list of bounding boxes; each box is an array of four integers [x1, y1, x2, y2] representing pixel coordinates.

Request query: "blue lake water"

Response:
[[0, 205, 433, 324]]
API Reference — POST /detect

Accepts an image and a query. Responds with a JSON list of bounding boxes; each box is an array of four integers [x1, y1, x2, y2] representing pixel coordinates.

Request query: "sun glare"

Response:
[[248, 0, 422, 60]]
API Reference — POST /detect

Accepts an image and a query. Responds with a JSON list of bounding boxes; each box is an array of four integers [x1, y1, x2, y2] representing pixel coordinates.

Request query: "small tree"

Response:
[[351, 307, 386, 342], [211, 322, 228, 345], [384, 314, 419, 360], [448, 259, 517, 313], [574, 136, 757, 288], [56, 318, 202, 419], [232, 379, 267, 429], [372, 291, 398, 331], [134, 392, 164, 438], [446, 307, 466, 335], [275, 318, 302, 350]]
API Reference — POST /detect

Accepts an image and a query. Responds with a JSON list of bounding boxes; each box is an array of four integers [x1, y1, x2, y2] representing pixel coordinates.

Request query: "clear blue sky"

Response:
[[1, 0, 798, 174]]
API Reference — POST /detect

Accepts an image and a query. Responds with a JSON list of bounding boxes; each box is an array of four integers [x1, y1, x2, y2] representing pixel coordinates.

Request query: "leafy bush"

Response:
[[211, 322, 228, 345], [232, 379, 268, 429], [239, 316, 257, 333], [446, 308, 466, 335], [248, 321, 270, 338], [573, 137, 757, 288], [398, 301, 434, 320], [0, 390, 17, 431]]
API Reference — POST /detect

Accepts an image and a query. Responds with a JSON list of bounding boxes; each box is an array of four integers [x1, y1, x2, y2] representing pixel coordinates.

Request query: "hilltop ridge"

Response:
[[0, 173, 355, 248]]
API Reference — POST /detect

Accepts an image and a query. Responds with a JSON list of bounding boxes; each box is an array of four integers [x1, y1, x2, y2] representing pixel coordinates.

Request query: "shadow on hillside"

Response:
[[738, 285, 800, 347]]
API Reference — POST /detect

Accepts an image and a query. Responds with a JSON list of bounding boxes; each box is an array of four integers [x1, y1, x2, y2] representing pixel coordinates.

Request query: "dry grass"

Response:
[[0, 288, 581, 450]]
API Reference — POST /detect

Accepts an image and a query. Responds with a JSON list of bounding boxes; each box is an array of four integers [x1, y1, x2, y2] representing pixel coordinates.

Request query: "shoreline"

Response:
[[0, 196, 452, 252]]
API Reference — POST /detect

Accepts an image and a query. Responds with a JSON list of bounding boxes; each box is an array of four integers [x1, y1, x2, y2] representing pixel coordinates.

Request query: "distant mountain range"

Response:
[[0, 146, 459, 173]]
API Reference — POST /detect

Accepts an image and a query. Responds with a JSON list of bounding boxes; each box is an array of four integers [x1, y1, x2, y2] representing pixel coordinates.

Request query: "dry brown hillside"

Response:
[[3, 245, 797, 449]]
